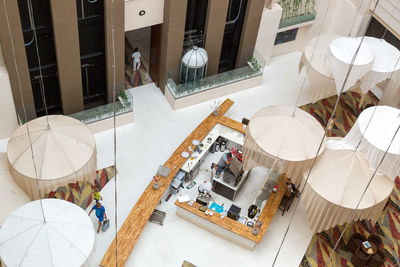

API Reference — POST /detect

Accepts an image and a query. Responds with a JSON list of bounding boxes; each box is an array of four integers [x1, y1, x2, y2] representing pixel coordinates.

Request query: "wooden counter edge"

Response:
[[175, 173, 288, 244]]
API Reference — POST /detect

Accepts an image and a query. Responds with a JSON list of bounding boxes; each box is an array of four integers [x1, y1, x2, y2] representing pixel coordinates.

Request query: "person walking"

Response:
[[93, 187, 102, 203], [89, 202, 107, 233], [132, 47, 141, 72]]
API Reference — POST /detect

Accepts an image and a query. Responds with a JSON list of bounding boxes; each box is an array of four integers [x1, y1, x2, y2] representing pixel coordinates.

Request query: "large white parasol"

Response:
[[327, 105, 400, 181], [7, 115, 97, 200], [243, 105, 326, 184], [327, 37, 374, 93], [299, 34, 340, 103], [0, 199, 95, 267], [359, 37, 400, 93], [302, 145, 393, 233]]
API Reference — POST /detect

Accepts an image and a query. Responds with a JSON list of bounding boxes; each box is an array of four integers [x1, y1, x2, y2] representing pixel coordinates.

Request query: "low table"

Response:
[[361, 242, 377, 256]]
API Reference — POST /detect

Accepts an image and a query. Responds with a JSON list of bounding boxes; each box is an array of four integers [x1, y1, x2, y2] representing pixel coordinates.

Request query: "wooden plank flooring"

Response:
[[175, 173, 288, 244], [100, 99, 234, 267]]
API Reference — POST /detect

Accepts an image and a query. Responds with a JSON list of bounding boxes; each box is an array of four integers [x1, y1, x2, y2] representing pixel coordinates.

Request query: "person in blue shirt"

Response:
[[89, 202, 107, 233], [215, 152, 232, 178]]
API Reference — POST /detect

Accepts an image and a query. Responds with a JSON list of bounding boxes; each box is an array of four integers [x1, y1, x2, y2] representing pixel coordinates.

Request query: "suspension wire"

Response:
[[329, 123, 400, 260], [110, 0, 119, 265], [330, 41, 400, 259], [354, 55, 400, 151], [26, 0, 50, 128], [292, 0, 342, 116], [2, 0, 46, 222], [272, 1, 382, 265]]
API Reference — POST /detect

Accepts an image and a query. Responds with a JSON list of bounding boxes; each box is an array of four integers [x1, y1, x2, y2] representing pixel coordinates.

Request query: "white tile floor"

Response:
[[0, 52, 316, 267]]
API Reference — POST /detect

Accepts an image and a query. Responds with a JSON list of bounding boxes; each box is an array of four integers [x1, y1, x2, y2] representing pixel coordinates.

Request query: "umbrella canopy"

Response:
[[243, 105, 325, 184], [327, 37, 374, 93], [7, 115, 97, 200], [0, 199, 95, 267], [299, 34, 339, 103], [327, 105, 400, 181], [302, 145, 393, 233], [360, 37, 400, 93]]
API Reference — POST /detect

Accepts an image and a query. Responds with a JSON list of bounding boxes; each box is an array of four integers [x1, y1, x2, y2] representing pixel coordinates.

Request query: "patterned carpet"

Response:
[[300, 178, 400, 267], [300, 91, 379, 137], [45, 166, 116, 210], [300, 91, 400, 266]]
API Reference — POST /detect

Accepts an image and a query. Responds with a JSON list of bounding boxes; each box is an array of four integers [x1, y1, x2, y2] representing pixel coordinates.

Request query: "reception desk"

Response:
[[175, 173, 288, 249]]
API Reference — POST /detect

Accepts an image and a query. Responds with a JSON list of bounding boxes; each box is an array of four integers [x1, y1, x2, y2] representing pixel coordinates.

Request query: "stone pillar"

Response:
[[0, 46, 18, 138], [204, 0, 230, 76], [0, 0, 36, 120], [49, 0, 84, 114], [158, 0, 188, 92]]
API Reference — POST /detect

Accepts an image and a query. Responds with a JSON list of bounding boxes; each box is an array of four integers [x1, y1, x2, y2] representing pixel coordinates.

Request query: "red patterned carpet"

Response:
[[45, 166, 116, 209], [300, 91, 400, 266]]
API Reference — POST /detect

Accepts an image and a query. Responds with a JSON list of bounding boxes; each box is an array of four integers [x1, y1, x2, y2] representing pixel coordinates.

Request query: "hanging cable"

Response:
[[110, 0, 119, 265], [2, 0, 46, 222], [272, 0, 382, 265], [26, 0, 50, 128], [329, 123, 400, 260]]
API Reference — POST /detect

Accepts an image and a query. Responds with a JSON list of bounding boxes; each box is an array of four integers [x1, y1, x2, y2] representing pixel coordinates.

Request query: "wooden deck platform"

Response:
[[100, 99, 234, 267]]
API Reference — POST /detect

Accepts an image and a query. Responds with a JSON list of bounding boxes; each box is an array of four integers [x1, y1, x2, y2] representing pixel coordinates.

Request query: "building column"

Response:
[[236, 0, 265, 68], [204, 0, 229, 76], [0, 46, 18, 138], [158, 0, 188, 92], [0, 0, 36, 121], [49, 0, 84, 115], [105, 0, 125, 103]]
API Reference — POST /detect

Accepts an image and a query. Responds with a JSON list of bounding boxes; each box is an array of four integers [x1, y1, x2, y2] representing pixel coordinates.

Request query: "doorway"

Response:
[[125, 27, 153, 88]]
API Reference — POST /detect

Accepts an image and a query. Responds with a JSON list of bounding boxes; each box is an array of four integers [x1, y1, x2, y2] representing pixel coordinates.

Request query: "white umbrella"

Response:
[[327, 105, 400, 181], [299, 34, 340, 103], [0, 199, 95, 267], [359, 37, 400, 93], [302, 145, 393, 233], [243, 105, 325, 184], [327, 37, 374, 93], [7, 115, 97, 200]]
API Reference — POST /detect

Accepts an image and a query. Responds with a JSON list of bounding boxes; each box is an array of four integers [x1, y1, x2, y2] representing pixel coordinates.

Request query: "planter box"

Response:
[[165, 75, 263, 110], [87, 111, 134, 133]]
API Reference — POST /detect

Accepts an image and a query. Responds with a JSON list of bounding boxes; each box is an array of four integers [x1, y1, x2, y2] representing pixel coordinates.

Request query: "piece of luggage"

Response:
[[102, 219, 110, 232]]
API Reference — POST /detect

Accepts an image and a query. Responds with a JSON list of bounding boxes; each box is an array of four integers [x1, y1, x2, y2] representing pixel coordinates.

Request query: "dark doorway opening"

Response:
[[17, 0, 62, 116], [365, 17, 400, 50], [218, 0, 248, 73], [76, 0, 107, 110]]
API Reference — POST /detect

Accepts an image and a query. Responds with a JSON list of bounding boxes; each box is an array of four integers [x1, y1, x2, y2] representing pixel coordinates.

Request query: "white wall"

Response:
[[255, 4, 283, 65], [0, 46, 18, 138], [124, 0, 164, 32]]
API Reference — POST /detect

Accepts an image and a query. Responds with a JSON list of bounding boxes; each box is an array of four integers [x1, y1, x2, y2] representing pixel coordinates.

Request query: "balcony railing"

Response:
[[167, 49, 265, 99], [278, 0, 316, 29], [69, 89, 133, 124]]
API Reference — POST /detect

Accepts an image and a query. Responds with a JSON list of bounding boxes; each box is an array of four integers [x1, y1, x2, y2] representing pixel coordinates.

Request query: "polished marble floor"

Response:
[[0, 52, 316, 267]]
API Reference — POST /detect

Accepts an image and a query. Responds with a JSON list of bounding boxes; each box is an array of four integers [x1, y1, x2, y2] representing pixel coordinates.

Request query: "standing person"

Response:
[[131, 47, 141, 72], [198, 180, 212, 194], [89, 202, 107, 233], [93, 187, 102, 203], [215, 152, 232, 178]]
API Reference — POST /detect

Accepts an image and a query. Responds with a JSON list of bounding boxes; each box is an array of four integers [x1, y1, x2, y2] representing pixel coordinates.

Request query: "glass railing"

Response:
[[69, 90, 133, 124], [167, 49, 265, 99], [278, 0, 316, 29]]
